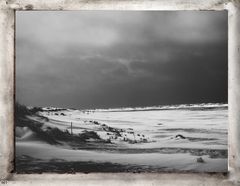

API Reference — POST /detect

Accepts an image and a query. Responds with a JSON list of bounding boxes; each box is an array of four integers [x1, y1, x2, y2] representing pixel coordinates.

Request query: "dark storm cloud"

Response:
[[16, 11, 227, 109]]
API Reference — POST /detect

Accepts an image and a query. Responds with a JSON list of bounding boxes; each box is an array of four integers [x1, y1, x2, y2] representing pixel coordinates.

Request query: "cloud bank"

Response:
[[16, 11, 227, 109]]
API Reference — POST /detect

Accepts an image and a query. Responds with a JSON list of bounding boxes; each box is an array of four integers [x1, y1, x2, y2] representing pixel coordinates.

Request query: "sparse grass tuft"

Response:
[[78, 130, 101, 140]]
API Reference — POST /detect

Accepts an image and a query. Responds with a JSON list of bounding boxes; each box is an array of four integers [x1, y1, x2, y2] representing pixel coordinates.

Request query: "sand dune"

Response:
[[15, 103, 228, 173]]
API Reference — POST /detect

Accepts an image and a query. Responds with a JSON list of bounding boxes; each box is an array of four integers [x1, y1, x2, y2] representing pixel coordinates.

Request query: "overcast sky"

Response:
[[16, 11, 227, 109]]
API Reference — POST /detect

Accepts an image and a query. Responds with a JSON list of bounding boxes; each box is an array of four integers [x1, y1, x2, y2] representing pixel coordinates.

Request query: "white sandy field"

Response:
[[16, 103, 228, 172]]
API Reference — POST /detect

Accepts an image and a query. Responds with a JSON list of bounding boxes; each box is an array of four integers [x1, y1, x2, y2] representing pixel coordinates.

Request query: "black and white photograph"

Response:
[[15, 11, 228, 173]]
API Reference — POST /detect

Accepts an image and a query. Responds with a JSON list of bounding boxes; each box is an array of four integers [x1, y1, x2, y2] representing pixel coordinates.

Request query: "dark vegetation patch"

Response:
[[173, 134, 217, 142], [15, 103, 42, 118], [78, 130, 101, 140], [45, 108, 67, 112], [196, 157, 205, 163], [15, 103, 108, 146], [175, 134, 186, 139], [15, 103, 59, 145]]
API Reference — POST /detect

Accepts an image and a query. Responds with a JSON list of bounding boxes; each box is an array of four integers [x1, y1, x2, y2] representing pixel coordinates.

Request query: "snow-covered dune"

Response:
[[15, 103, 228, 173]]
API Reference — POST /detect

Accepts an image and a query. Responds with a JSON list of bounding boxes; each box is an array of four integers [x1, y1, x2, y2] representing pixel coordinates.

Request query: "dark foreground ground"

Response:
[[15, 155, 165, 173], [15, 154, 228, 174]]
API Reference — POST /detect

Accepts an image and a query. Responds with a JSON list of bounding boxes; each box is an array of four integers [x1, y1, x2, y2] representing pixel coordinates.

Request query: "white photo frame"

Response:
[[0, 0, 239, 185]]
